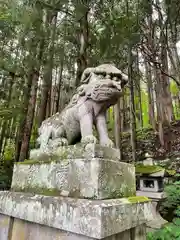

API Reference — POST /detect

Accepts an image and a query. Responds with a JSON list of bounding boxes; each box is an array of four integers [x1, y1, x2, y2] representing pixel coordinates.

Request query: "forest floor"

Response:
[[121, 120, 180, 164]]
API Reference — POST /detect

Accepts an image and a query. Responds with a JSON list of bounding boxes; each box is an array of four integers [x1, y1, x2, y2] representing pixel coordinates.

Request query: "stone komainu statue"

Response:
[[30, 64, 128, 158]]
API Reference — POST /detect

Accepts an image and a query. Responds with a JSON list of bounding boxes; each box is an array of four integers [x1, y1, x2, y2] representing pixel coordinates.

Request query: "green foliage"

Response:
[[136, 127, 153, 140], [147, 209, 180, 240], [141, 90, 149, 127], [147, 180, 180, 240], [108, 107, 114, 132], [29, 121, 39, 149], [161, 180, 180, 218], [3, 141, 15, 161], [170, 81, 179, 96], [0, 142, 14, 190]]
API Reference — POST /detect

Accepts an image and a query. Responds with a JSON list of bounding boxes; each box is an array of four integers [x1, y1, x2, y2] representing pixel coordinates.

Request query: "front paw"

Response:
[[49, 138, 68, 148], [81, 135, 98, 145], [100, 138, 115, 148]]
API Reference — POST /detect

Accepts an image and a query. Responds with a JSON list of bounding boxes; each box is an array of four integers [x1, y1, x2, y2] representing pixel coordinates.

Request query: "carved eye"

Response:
[[105, 74, 111, 79], [116, 77, 122, 82], [95, 84, 100, 88], [112, 76, 118, 81]]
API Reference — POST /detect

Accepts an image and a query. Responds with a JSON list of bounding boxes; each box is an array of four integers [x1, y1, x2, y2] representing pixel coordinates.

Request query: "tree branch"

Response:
[[37, 0, 73, 16], [140, 46, 180, 87]]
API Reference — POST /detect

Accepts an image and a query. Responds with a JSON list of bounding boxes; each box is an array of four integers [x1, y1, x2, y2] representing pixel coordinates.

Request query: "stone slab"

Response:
[[11, 158, 135, 199], [0, 191, 153, 239], [30, 144, 121, 162], [7, 217, 146, 240], [148, 170, 165, 177], [136, 191, 166, 199], [10, 218, 92, 240], [0, 214, 12, 240]]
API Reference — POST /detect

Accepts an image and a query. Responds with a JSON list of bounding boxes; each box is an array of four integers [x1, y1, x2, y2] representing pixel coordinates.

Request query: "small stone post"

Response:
[[0, 145, 153, 240]]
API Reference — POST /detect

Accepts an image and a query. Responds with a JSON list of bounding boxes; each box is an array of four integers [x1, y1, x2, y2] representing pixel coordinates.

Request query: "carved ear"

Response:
[[81, 67, 94, 83]]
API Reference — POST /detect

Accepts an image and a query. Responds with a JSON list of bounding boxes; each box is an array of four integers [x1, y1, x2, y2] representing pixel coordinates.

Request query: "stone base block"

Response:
[[30, 144, 121, 162], [0, 191, 153, 239], [0, 214, 13, 240], [0, 216, 147, 240], [11, 145, 135, 199]]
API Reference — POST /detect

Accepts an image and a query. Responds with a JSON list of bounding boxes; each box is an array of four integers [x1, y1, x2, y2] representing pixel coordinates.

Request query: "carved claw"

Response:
[[81, 135, 98, 145]]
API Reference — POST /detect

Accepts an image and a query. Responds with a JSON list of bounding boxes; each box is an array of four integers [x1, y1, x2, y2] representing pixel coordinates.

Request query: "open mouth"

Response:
[[91, 85, 121, 102]]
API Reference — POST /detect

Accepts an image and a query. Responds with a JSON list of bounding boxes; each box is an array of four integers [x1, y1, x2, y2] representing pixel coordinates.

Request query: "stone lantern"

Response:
[[135, 154, 176, 232]]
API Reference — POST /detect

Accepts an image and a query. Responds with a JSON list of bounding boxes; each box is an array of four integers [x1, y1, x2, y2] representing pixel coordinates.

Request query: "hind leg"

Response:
[[50, 126, 68, 147]]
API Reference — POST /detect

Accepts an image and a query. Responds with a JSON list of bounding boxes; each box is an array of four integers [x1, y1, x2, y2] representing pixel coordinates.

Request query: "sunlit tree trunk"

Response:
[[0, 74, 14, 155], [75, 4, 89, 86], [19, 70, 39, 161], [56, 59, 64, 112], [128, 46, 136, 162], [114, 100, 122, 160], [145, 61, 156, 130], [134, 52, 143, 127], [38, 11, 57, 126]]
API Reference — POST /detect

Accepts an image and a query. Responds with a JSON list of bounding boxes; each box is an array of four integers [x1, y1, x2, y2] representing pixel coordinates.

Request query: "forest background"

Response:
[[0, 0, 180, 186], [1, 1, 180, 238]]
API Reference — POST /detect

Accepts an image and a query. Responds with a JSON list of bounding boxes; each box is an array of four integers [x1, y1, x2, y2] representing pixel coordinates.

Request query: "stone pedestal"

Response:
[[12, 145, 135, 199], [0, 145, 153, 239], [0, 191, 152, 240]]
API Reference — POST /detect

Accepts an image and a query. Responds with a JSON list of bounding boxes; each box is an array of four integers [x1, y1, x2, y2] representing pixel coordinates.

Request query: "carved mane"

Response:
[[63, 64, 128, 110]]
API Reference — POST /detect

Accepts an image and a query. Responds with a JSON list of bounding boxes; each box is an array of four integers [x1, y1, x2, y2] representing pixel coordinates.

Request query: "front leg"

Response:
[[78, 104, 97, 144], [95, 113, 114, 147]]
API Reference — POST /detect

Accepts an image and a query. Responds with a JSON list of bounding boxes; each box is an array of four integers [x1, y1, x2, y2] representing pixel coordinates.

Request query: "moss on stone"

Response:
[[101, 184, 136, 199], [11, 187, 60, 197], [127, 196, 150, 203], [107, 190, 124, 199], [68, 188, 81, 198], [166, 169, 176, 176], [17, 154, 69, 165], [135, 164, 176, 176], [135, 164, 164, 174], [17, 159, 48, 165]]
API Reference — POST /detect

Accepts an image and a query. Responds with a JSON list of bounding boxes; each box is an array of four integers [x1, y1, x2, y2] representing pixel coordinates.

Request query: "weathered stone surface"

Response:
[[6, 217, 146, 240], [136, 191, 166, 199], [146, 201, 168, 231], [11, 147, 135, 199], [30, 144, 121, 162], [10, 218, 93, 240], [0, 214, 12, 240], [131, 224, 146, 240], [0, 191, 153, 239]]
